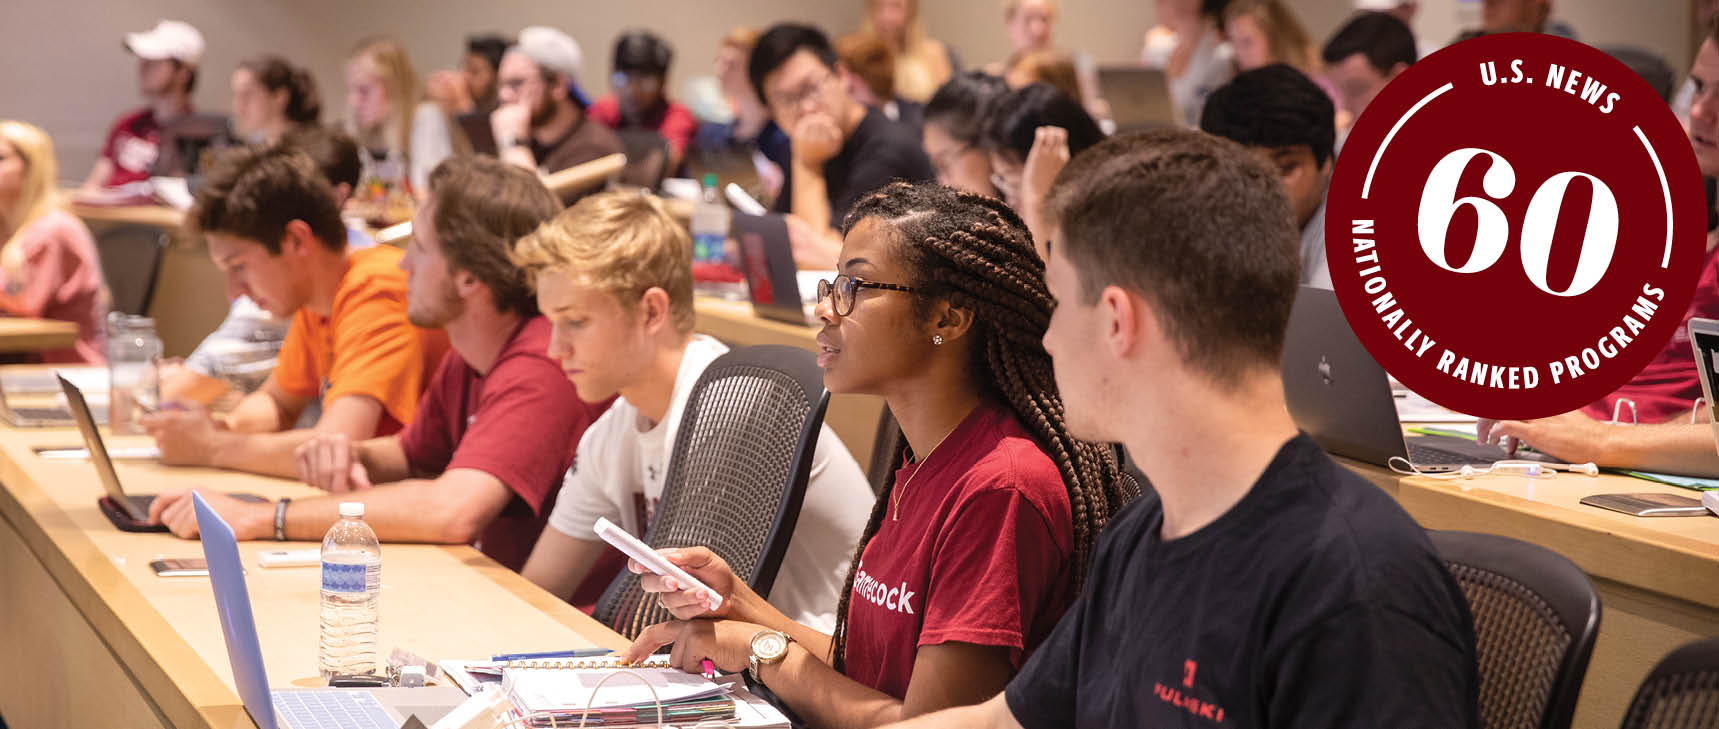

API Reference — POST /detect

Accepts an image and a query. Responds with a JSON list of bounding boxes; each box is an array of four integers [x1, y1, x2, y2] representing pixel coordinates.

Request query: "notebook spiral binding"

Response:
[[502, 657, 674, 670]]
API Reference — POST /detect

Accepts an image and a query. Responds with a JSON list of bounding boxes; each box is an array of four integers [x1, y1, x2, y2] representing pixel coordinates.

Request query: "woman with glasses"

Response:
[[981, 82, 1105, 256], [621, 182, 1134, 727], [921, 71, 1009, 197]]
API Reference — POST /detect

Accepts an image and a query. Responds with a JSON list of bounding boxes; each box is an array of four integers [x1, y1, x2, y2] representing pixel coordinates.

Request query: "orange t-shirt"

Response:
[[272, 246, 450, 436]]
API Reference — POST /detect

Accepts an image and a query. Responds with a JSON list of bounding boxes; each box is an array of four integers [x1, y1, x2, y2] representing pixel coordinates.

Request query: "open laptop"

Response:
[[1, 365, 104, 394], [0, 378, 104, 427], [192, 493, 466, 729], [1688, 318, 1719, 452], [735, 212, 814, 326], [1096, 67, 1176, 133], [1282, 286, 1552, 472], [57, 374, 252, 532]]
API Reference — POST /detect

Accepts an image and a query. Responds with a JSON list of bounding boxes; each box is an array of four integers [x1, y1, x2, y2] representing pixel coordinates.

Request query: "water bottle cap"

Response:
[[702, 173, 718, 188], [339, 502, 364, 518]]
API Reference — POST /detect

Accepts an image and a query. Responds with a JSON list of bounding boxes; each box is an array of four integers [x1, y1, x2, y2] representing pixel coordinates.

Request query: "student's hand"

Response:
[[490, 103, 531, 146], [1477, 411, 1612, 464], [791, 112, 843, 168], [425, 70, 474, 115], [147, 488, 272, 540], [622, 619, 764, 674], [141, 405, 222, 467], [1021, 125, 1070, 209], [784, 213, 841, 269], [295, 433, 373, 493], [630, 546, 741, 620]]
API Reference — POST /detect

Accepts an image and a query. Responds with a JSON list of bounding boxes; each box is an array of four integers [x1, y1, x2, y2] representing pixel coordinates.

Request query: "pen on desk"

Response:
[[490, 648, 613, 662], [701, 658, 717, 679]]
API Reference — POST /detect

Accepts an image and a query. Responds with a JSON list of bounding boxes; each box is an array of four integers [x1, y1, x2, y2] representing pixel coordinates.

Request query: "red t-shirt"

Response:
[[841, 402, 1074, 701], [99, 108, 162, 188], [588, 95, 699, 158], [1582, 244, 1719, 423], [398, 317, 611, 571]]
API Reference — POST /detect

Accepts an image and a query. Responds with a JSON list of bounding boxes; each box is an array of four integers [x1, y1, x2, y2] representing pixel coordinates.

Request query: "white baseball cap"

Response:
[[1354, 0, 1405, 9], [125, 19, 205, 65], [514, 26, 582, 79]]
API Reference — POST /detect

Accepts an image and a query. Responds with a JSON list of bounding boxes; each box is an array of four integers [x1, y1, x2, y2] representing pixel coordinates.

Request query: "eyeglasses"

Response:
[[769, 70, 834, 113], [816, 273, 919, 317]]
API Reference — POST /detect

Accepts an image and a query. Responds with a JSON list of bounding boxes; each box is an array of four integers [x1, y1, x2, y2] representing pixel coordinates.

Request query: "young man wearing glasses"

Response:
[[492, 26, 624, 177], [514, 189, 873, 629], [749, 23, 935, 268]]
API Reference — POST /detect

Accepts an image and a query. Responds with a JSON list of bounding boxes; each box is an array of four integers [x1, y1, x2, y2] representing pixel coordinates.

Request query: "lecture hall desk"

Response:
[[1343, 458, 1719, 729], [0, 389, 629, 729], [0, 318, 79, 354]]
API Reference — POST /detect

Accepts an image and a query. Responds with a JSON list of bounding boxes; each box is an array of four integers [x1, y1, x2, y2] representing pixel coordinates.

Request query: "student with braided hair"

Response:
[[620, 181, 1132, 727]]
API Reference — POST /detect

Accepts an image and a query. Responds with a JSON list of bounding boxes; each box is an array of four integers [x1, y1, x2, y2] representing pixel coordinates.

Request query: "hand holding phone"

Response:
[[593, 517, 723, 610]]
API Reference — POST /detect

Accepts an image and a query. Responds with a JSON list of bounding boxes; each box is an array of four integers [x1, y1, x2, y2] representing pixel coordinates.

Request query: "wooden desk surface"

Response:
[[0, 415, 627, 729], [68, 200, 187, 229], [0, 317, 79, 353]]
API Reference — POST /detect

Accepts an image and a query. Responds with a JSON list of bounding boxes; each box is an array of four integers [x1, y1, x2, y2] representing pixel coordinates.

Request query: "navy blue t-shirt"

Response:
[[1005, 433, 1479, 729]]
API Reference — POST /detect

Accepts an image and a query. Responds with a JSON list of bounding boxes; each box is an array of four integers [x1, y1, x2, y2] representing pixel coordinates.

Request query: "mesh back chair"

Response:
[[94, 224, 170, 316], [1619, 637, 1719, 729], [1429, 531, 1600, 729], [594, 345, 831, 638]]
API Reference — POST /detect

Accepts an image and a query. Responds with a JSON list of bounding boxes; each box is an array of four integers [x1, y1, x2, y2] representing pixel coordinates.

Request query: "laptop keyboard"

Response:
[[1407, 440, 1489, 466], [272, 690, 396, 729]]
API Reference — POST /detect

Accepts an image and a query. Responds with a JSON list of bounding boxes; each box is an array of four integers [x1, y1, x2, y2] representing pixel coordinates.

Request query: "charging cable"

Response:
[[1389, 457, 1600, 480]]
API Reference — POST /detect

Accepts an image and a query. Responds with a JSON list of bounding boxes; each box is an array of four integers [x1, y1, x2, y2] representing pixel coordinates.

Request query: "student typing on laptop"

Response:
[[149, 158, 604, 574], [1479, 24, 1719, 471]]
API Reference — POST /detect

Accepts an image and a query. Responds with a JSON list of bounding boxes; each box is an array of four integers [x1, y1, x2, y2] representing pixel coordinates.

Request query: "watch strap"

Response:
[[273, 498, 291, 541]]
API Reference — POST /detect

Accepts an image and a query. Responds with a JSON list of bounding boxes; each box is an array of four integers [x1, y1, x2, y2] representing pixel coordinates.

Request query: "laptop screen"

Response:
[[57, 375, 142, 520], [1688, 319, 1719, 447], [194, 492, 282, 729]]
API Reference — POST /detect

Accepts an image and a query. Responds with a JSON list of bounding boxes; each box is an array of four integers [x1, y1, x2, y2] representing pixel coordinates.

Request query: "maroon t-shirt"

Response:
[[99, 108, 162, 188], [841, 402, 1074, 701], [398, 317, 610, 571], [1582, 244, 1719, 423], [588, 95, 699, 157]]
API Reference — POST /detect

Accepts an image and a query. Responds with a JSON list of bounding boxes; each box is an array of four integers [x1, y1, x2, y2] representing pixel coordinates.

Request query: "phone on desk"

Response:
[[150, 558, 209, 577], [1579, 493, 1711, 517]]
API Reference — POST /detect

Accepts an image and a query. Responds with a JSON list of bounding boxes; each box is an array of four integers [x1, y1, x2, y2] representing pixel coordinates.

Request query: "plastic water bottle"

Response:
[[318, 502, 381, 679], [690, 173, 745, 300], [107, 313, 161, 435]]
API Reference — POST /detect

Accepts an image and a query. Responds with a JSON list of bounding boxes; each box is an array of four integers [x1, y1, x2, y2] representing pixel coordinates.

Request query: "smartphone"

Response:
[[149, 558, 209, 577]]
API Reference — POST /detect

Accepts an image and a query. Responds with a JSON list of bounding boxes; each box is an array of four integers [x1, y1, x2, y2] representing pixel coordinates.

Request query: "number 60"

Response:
[[1417, 148, 1619, 297]]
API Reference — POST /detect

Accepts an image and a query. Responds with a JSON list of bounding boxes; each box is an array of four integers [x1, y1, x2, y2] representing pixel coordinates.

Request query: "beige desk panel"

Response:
[[0, 317, 80, 354]]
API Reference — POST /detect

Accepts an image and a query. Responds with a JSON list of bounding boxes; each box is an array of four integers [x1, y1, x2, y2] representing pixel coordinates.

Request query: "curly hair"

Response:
[[827, 181, 1137, 669], [1199, 63, 1335, 167]]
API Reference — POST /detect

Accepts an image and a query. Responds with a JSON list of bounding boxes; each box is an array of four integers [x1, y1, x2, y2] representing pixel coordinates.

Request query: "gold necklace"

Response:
[[892, 423, 960, 521]]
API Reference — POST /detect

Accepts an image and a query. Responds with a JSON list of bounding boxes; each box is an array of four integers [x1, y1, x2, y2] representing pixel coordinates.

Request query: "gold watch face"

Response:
[[751, 630, 789, 662]]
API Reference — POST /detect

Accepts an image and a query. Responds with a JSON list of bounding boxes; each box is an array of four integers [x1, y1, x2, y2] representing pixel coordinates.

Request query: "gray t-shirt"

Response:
[[1301, 200, 1333, 290]]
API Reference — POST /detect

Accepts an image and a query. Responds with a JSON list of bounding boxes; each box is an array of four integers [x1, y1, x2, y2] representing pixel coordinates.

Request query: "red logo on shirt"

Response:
[[1155, 658, 1226, 725]]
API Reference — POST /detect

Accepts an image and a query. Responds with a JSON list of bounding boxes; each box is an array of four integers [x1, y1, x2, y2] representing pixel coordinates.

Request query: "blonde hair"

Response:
[[0, 120, 60, 250], [861, 0, 951, 102], [1224, 0, 1320, 73], [511, 190, 695, 332], [721, 26, 760, 53], [348, 36, 422, 160]]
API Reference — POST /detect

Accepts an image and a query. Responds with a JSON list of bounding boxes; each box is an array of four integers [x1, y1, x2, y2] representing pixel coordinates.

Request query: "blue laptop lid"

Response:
[[193, 491, 280, 729]]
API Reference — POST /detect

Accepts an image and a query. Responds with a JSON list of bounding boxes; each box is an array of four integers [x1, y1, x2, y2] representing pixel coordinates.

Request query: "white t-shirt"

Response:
[[547, 335, 874, 631]]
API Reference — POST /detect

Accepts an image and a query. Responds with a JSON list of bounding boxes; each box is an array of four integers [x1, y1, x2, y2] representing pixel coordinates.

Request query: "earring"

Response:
[[932, 335, 944, 345]]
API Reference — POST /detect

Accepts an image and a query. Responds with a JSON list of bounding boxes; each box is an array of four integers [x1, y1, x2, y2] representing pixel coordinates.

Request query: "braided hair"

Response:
[[827, 181, 1138, 669]]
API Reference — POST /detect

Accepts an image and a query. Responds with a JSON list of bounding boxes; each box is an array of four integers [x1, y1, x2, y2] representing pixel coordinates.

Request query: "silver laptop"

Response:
[[1688, 318, 1719, 452], [1096, 67, 1176, 132], [0, 379, 105, 427], [2, 365, 104, 394], [1282, 286, 1552, 472], [193, 492, 466, 729]]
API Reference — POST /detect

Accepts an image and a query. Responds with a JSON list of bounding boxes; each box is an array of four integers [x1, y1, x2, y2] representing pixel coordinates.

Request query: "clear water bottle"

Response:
[[107, 313, 161, 434], [318, 502, 381, 679], [690, 173, 746, 300]]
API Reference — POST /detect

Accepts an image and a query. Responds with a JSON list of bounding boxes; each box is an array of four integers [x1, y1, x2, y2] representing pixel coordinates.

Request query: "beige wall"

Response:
[[5, 0, 1698, 180]]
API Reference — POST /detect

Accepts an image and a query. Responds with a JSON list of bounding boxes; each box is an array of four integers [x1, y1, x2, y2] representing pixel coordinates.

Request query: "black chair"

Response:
[[866, 406, 904, 496], [93, 224, 169, 316], [1429, 531, 1601, 729], [616, 129, 672, 189], [594, 345, 831, 638], [1619, 637, 1719, 729]]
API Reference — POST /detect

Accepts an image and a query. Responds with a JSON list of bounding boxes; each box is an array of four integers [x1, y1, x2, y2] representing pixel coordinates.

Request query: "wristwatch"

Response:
[[747, 629, 792, 684], [273, 498, 291, 541]]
